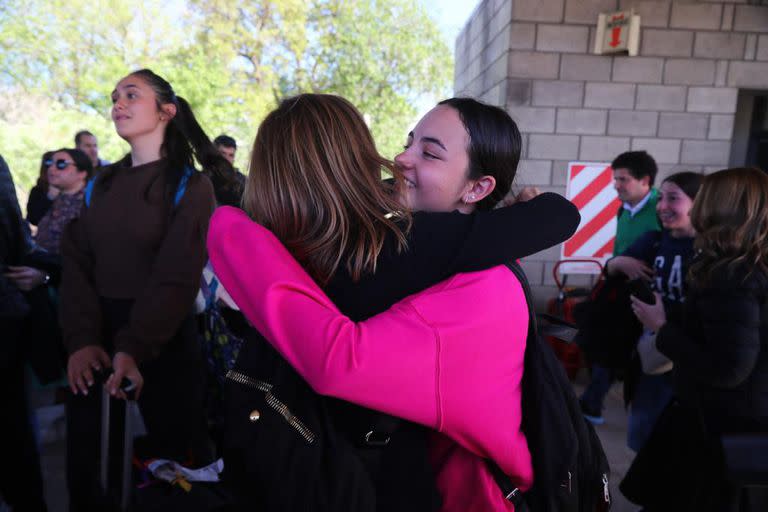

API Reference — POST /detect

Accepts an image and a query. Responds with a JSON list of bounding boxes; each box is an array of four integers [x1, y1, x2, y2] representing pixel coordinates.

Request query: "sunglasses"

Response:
[[45, 159, 76, 170]]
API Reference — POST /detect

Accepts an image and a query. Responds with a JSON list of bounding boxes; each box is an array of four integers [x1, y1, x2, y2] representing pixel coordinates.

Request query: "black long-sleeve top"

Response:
[[326, 193, 581, 321], [657, 266, 768, 431]]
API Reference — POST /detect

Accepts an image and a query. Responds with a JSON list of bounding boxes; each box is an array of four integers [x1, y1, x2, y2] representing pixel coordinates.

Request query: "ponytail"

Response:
[[166, 95, 243, 205]]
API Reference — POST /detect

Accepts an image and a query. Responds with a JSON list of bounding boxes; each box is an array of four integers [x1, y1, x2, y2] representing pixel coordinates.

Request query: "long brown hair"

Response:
[[689, 167, 768, 287], [243, 93, 410, 285]]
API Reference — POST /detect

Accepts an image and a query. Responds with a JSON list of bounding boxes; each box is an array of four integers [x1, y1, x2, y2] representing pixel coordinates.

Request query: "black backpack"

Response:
[[490, 263, 612, 512], [222, 329, 441, 512]]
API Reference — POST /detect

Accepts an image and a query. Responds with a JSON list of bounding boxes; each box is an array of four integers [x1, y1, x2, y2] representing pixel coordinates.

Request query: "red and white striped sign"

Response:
[[560, 162, 621, 273]]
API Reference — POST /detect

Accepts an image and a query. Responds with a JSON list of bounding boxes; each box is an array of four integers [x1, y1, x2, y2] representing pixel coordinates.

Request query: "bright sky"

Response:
[[423, 0, 481, 47], [410, 0, 480, 125]]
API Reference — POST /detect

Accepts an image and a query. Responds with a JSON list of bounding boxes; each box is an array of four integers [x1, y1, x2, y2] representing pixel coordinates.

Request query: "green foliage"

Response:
[[0, 0, 452, 207]]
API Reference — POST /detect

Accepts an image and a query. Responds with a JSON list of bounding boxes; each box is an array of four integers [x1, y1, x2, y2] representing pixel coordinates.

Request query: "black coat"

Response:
[[657, 266, 768, 432], [0, 154, 29, 375]]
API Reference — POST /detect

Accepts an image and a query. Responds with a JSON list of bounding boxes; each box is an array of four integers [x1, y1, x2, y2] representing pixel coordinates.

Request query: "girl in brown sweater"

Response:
[[59, 69, 234, 510]]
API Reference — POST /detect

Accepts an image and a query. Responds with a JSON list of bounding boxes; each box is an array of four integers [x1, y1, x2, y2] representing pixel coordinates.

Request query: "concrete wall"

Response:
[[454, 0, 768, 308]]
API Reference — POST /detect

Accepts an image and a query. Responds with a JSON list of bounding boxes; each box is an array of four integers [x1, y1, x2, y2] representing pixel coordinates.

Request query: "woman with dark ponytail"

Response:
[[94, 69, 242, 206], [59, 69, 217, 510]]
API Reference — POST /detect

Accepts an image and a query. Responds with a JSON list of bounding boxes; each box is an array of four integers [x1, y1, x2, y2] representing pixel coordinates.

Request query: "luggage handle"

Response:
[[94, 369, 138, 400], [552, 259, 605, 291], [96, 369, 139, 511]]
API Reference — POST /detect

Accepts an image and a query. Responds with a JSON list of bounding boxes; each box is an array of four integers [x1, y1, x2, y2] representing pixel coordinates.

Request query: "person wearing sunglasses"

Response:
[[5, 148, 92, 292]]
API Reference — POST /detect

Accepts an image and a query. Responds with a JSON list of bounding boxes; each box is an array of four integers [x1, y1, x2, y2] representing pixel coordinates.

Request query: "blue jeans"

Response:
[[580, 365, 614, 413], [627, 373, 674, 452]]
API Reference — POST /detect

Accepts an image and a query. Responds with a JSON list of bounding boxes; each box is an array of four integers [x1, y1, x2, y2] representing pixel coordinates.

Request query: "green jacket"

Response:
[[614, 188, 661, 255]]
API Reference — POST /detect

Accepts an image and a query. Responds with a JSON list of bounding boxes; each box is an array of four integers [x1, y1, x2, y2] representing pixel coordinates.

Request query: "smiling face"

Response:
[[657, 180, 695, 235], [110, 74, 174, 145], [394, 105, 477, 213]]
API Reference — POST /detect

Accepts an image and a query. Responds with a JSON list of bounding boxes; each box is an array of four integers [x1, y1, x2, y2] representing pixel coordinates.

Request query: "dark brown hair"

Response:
[[442, 98, 521, 211], [243, 93, 410, 284]]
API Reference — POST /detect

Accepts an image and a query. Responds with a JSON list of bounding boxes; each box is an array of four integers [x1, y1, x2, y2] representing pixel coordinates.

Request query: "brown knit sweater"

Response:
[[59, 157, 215, 363]]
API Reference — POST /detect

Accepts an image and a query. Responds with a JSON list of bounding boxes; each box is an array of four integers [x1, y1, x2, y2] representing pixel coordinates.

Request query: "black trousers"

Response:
[[66, 298, 211, 512], [0, 317, 48, 512]]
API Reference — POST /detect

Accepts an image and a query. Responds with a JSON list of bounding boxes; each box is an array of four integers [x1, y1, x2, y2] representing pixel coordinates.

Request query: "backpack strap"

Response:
[[484, 262, 535, 508], [174, 165, 194, 207], [84, 175, 98, 207]]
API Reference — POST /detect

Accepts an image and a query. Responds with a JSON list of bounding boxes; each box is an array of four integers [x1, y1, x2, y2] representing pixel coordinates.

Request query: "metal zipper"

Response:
[[602, 473, 611, 504], [226, 370, 273, 393], [226, 370, 316, 444], [264, 392, 316, 444]]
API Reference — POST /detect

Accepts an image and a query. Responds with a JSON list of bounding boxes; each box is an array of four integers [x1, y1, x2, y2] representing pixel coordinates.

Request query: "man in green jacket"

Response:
[[613, 151, 662, 255], [581, 150, 661, 425]]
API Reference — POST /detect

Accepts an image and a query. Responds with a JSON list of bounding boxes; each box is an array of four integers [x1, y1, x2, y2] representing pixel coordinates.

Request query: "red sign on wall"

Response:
[[560, 162, 621, 273]]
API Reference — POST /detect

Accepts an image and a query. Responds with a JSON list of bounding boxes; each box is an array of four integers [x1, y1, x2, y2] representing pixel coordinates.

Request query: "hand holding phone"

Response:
[[629, 279, 656, 305]]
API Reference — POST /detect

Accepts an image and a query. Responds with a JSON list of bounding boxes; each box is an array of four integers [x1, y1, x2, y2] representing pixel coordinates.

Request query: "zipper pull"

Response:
[[602, 473, 610, 503], [568, 471, 572, 493]]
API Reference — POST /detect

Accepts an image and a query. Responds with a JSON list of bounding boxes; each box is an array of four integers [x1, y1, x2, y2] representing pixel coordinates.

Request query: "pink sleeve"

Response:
[[208, 207, 441, 428], [207, 207, 533, 488]]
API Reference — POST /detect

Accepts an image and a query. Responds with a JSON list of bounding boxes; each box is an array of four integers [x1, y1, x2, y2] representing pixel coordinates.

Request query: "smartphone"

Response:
[[629, 279, 656, 305]]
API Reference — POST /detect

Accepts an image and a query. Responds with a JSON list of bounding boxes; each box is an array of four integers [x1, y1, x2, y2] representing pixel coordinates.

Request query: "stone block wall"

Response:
[[454, 0, 768, 307]]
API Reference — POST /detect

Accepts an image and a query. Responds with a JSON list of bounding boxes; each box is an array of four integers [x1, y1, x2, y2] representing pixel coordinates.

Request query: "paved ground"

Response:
[[14, 372, 641, 512]]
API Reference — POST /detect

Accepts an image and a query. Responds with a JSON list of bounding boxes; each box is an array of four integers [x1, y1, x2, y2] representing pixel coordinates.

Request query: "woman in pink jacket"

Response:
[[209, 95, 579, 511]]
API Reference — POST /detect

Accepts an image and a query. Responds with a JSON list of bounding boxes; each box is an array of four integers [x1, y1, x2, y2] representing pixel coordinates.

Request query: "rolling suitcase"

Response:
[[97, 371, 234, 511]]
